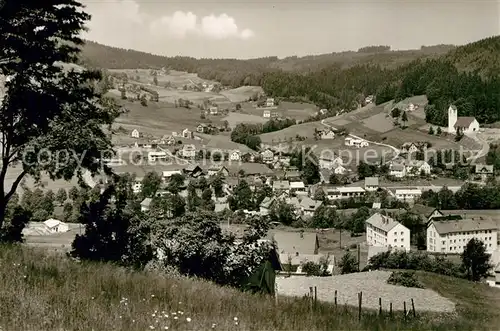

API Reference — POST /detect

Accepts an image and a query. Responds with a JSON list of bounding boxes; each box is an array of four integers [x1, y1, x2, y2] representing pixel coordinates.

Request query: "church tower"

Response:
[[448, 105, 458, 133]]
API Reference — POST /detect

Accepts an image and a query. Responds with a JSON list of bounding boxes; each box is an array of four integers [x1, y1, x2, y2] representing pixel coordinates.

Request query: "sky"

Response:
[[81, 0, 500, 59]]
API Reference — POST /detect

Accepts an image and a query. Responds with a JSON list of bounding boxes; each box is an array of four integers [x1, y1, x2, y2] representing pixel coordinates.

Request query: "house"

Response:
[[261, 149, 274, 163], [181, 144, 196, 158], [495, 263, 500, 286], [336, 186, 365, 199], [475, 164, 494, 176], [272, 180, 290, 193], [409, 204, 443, 223], [320, 130, 335, 140], [183, 164, 203, 178], [266, 98, 275, 107], [131, 129, 140, 138], [447, 105, 480, 135], [162, 170, 182, 179], [141, 198, 152, 212], [270, 111, 279, 118], [147, 151, 168, 163], [389, 163, 406, 178], [272, 231, 319, 255], [196, 124, 207, 133], [400, 142, 419, 154], [427, 218, 498, 254], [163, 135, 176, 145], [395, 188, 422, 201], [207, 165, 229, 177], [132, 177, 143, 194], [259, 197, 276, 215], [299, 197, 322, 217], [319, 155, 343, 170], [364, 177, 379, 191], [229, 150, 241, 161], [182, 128, 194, 139], [405, 160, 431, 176], [365, 213, 411, 251], [319, 108, 328, 115], [290, 181, 307, 195], [263, 110, 271, 118], [345, 137, 369, 148], [209, 106, 218, 115], [365, 95, 374, 104], [332, 164, 347, 175], [406, 103, 417, 112], [43, 219, 69, 233]]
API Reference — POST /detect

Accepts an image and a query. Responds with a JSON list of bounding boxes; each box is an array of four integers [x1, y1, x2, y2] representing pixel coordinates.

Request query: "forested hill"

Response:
[[81, 36, 500, 126]]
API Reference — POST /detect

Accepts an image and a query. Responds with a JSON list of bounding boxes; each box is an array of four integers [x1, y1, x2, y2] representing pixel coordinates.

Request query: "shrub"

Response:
[[302, 259, 331, 277], [387, 271, 424, 288]]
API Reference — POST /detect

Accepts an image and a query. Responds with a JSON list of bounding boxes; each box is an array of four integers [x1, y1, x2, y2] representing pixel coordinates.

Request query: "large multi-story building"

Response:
[[365, 213, 411, 251], [427, 218, 498, 254]]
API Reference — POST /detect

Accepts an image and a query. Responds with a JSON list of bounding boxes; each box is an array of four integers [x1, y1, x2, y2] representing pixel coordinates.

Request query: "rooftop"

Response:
[[365, 177, 379, 187], [431, 218, 497, 235], [271, 231, 318, 255], [365, 213, 404, 232], [454, 116, 476, 128]]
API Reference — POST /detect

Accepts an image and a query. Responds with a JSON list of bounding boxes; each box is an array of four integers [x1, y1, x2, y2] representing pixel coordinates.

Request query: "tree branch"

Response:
[[4, 169, 26, 202]]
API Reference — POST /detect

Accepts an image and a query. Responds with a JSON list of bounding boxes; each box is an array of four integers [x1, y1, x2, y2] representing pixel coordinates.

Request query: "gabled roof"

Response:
[[475, 164, 494, 174], [454, 117, 476, 128], [365, 213, 404, 232], [430, 218, 497, 235], [272, 231, 319, 255], [260, 196, 276, 208], [141, 198, 152, 207], [410, 204, 442, 218], [273, 180, 290, 189], [44, 219, 61, 228], [364, 177, 379, 186], [390, 163, 405, 171], [299, 197, 322, 211]]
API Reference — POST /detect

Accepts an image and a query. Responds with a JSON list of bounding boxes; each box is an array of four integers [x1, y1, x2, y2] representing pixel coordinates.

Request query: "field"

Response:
[[221, 112, 268, 128], [220, 86, 263, 103], [1, 245, 499, 331]]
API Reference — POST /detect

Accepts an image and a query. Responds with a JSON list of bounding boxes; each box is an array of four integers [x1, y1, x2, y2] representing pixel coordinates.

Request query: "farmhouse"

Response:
[[389, 163, 406, 178], [365, 213, 410, 251], [400, 142, 419, 154], [394, 188, 422, 201], [345, 137, 368, 148], [272, 231, 319, 256], [447, 105, 480, 135], [261, 149, 274, 163], [207, 165, 229, 177], [318, 155, 343, 170], [181, 144, 196, 158], [209, 106, 218, 115], [229, 150, 241, 161], [183, 164, 203, 178], [266, 98, 275, 107], [320, 130, 336, 140], [364, 177, 379, 191], [147, 151, 168, 163], [196, 124, 207, 133], [405, 160, 431, 176], [427, 218, 498, 254], [131, 129, 140, 138], [43, 219, 69, 234], [182, 128, 194, 139], [263, 110, 271, 118]]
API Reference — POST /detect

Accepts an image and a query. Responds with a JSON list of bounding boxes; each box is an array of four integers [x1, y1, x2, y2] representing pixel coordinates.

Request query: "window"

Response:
[[442, 241, 445, 245], [394, 231, 397, 235], [394, 239, 397, 242], [401, 238, 404, 242], [401, 231, 403, 235]]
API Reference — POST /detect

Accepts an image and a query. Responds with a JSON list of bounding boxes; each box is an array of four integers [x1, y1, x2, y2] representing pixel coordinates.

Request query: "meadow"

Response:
[[0, 245, 499, 331]]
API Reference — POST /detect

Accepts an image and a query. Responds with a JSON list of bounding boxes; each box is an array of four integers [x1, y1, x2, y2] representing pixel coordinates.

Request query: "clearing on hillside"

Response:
[[221, 112, 268, 128], [220, 86, 263, 103]]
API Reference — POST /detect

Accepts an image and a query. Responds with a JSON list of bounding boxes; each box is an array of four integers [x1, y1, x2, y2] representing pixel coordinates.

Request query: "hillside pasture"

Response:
[[108, 69, 218, 89], [259, 121, 325, 143], [221, 112, 268, 128], [5, 165, 80, 195], [220, 86, 263, 103]]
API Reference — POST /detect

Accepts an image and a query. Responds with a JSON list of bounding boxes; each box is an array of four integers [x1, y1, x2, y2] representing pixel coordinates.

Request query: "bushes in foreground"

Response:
[[387, 271, 424, 288]]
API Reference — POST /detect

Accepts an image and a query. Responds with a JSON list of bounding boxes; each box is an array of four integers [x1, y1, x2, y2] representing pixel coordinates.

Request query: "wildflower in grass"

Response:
[[186, 317, 191, 322]]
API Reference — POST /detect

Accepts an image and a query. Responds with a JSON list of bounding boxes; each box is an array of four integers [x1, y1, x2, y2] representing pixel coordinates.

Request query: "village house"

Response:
[[394, 188, 422, 201], [271, 111, 279, 118], [447, 105, 480, 135], [320, 130, 336, 140], [259, 197, 276, 216], [272, 180, 290, 193], [207, 165, 229, 177], [336, 186, 365, 199], [427, 218, 498, 254], [475, 164, 494, 181], [272, 231, 319, 256], [182, 128, 194, 139], [389, 162, 406, 178], [162, 135, 176, 145], [261, 149, 274, 163], [140, 198, 152, 212], [131, 129, 140, 138], [132, 177, 143, 194], [229, 150, 241, 161], [345, 137, 369, 148], [332, 164, 347, 175], [183, 164, 204, 178], [147, 151, 168, 163], [365, 213, 411, 251], [133, 139, 153, 149], [263, 110, 271, 118], [319, 108, 328, 115], [289, 181, 307, 195], [266, 98, 275, 107], [181, 144, 196, 158], [409, 204, 444, 223], [405, 160, 432, 176], [196, 124, 207, 133], [299, 197, 322, 217], [162, 170, 182, 179], [43, 219, 69, 234], [318, 155, 343, 170], [364, 177, 379, 191], [400, 142, 419, 154], [209, 106, 218, 115]]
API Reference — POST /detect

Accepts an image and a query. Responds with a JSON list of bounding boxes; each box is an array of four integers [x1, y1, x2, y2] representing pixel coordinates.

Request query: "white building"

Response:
[[131, 129, 140, 138], [320, 130, 335, 140], [181, 144, 196, 158], [318, 156, 343, 170], [43, 219, 69, 234], [209, 106, 218, 115], [263, 110, 271, 118], [364, 177, 379, 191], [266, 98, 275, 107], [182, 128, 193, 139], [162, 170, 182, 179], [325, 186, 365, 200], [290, 181, 306, 195], [299, 197, 322, 217], [132, 177, 143, 193], [394, 188, 422, 201], [447, 105, 480, 135], [365, 213, 411, 251], [148, 151, 168, 163], [229, 150, 241, 161], [389, 163, 406, 178], [141, 198, 152, 212], [405, 160, 431, 176], [261, 149, 274, 163], [332, 164, 347, 175], [345, 137, 369, 148], [427, 219, 498, 254]]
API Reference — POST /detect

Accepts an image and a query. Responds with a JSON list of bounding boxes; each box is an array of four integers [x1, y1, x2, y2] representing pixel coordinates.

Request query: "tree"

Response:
[[436, 126, 442, 135], [231, 180, 253, 211], [56, 188, 68, 205], [167, 174, 185, 194], [401, 111, 408, 128], [302, 150, 320, 185], [338, 251, 358, 274], [186, 182, 201, 212], [235, 103, 242, 110], [140, 94, 148, 107], [62, 201, 73, 222], [201, 188, 214, 210], [211, 175, 224, 198], [428, 126, 435, 135], [461, 238, 492, 282], [269, 201, 296, 226], [0, 1, 116, 232], [348, 206, 370, 234], [153, 76, 158, 86], [69, 187, 80, 201], [313, 188, 326, 201], [141, 172, 162, 198], [391, 108, 401, 118]]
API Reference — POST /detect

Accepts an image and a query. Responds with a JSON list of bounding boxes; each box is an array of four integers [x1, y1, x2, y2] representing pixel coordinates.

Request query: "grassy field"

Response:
[[4, 165, 80, 195], [220, 86, 263, 103], [222, 112, 268, 128], [1, 245, 498, 331]]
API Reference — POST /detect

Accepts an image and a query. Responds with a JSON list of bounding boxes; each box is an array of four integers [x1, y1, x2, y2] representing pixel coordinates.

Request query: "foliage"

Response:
[[338, 251, 358, 274], [141, 171, 162, 198], [0, 0, 117, 233], [228, 180, 253, 211], [56, 188, 68, 205], [302, 259, 331, 277], [419, 183, 500, 210], [461, 238, 493, 282], [387, 271, 424, 288], [269, 200, 296, 226], [311, 205, 340, 228]]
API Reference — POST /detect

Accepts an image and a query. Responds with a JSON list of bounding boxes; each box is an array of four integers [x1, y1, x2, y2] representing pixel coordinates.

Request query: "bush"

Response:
[[302, 259, 331, 277], [387, 271, 424, 288]]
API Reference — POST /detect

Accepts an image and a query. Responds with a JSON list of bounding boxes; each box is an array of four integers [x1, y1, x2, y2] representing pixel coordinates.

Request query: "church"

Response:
[[447, 105, 480, 135]]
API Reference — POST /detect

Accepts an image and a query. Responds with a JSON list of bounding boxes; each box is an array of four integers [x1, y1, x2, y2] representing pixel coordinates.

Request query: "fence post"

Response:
[[389, 302, 392, 317], [378, 297, 382, 316], [403, 301, 407, 320], [334, 290, 337, 308], [411, 298, 416, 317], [358, 291, 362, 321], [309, 287, 314, 312], [314, 286, 317, 310]]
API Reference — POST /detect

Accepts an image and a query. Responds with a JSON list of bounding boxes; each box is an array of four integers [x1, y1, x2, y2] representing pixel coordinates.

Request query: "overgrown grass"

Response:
[[0, 245, 498, 331]]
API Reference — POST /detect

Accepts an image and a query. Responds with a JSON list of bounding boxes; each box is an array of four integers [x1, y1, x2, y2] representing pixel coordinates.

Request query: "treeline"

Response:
[[358, 45, 390, 53], [419, 183, 500, 210], [230, 118, 296, 150]]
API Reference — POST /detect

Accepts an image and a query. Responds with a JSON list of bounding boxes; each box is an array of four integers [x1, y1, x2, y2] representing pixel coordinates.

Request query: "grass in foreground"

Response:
[[0, 245, 498, 331]]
